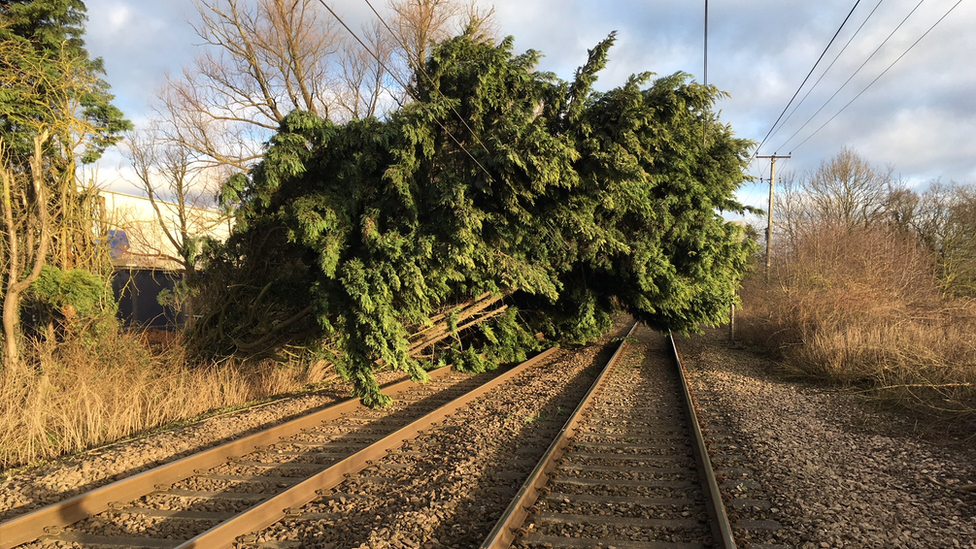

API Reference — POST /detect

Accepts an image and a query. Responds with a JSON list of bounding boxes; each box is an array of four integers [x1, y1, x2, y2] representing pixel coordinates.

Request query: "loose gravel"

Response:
[[681, 328, 976, 549], [247, 332, 626, 549], [518, 325, 714, 547], [0, 369, 407, 522]]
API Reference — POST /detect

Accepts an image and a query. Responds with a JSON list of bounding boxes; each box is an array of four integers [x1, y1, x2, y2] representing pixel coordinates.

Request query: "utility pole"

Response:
[[703, 0, 708, 88], [702, 0, 708, 146], [756, 153, 791, 281]]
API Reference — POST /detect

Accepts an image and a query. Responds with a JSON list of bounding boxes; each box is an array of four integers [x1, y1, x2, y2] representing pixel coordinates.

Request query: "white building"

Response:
[[99, 190, 232, 271]]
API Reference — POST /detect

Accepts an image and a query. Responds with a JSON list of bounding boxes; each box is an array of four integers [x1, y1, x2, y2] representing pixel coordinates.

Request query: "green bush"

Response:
[[28, 264, 119, 339]]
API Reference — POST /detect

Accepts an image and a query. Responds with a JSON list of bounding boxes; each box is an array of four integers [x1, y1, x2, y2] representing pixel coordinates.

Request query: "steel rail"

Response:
[[480, 326, 738, 549], [479, 321, 639, 549], [173, 346, 561, 549], [670, 330, 737, 549], [0, 364, 457, 549]]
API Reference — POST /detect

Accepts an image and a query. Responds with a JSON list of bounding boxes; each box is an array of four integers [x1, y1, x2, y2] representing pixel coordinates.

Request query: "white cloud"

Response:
[[860, 106, 976, 184], [107, 3, 132, 31], [76, 0, 976, 193]]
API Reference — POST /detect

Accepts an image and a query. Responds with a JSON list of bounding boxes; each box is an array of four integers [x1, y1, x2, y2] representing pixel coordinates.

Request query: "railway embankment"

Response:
[[683, 328, 976, 548]]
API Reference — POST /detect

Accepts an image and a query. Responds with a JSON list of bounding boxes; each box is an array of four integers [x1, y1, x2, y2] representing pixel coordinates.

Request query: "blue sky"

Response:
[[81, 0, 976, 212]]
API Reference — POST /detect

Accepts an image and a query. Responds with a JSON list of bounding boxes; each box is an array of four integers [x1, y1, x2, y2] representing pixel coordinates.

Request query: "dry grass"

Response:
[[739, 224, 976, 417], [0, 329, 335, 471]]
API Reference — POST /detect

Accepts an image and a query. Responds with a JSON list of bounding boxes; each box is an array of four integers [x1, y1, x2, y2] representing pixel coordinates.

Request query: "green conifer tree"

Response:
[[195, 31, 755, 405], [1, 0, 129, 162], [1, 0, 130, 367]]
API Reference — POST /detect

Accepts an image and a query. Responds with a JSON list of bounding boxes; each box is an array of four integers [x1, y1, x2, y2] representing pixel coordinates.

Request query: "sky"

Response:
[[80, 0, 976, 211]]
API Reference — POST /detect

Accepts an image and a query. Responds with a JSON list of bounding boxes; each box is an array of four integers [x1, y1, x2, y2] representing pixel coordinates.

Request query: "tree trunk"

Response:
[[0, 132, 51, 370], [2, 288, 23, 368]]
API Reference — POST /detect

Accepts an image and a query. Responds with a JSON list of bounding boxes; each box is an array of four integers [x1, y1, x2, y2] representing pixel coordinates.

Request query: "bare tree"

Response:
[[124, 123, 231, 276], [804, 147, 896, 228], [126, 0, 350, 297], [154, 0, 498, 174], [388, 0, 497, 80], [2, 133, 51, 368], [336, 21, 396, 121], [912, 181, 976, 297], [456, 1, 499, 45], [912, 181, 956, 250], [159, 0, 344, 172], [883, 184, 920, 233], [773, 169, 806, 251], [391, 0, 458, 73]]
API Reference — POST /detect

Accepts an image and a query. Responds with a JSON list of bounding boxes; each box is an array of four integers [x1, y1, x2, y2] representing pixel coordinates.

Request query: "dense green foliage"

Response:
[[0, 0, 129, 163], [28, 264, 118, 335], [194, 31, 755, 405]]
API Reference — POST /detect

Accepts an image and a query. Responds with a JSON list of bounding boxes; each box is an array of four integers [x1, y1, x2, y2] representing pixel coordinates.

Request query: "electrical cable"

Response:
[[749, 157, 769, 183], [315, 0, 496, 184], [754, 0, 862, 155], [765, 0, 885, 145], [360, 0, 493, 156], [774, 0, 926, 151], [789, 0, 962, 152]]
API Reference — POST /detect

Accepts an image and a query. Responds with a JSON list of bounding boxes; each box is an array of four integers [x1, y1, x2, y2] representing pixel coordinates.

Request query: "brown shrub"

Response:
[[739, 223, 976, 416], [0, 329, 335, 470]]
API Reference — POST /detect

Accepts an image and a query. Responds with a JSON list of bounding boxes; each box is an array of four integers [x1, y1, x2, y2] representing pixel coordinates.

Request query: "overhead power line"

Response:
[[775, 0, 926, 151], [789, 0, 963, 152], [754, 0, 862, 155], [764, 0, 885, 146], [315, 0, 497, 186], [360, 0, 492, 156]]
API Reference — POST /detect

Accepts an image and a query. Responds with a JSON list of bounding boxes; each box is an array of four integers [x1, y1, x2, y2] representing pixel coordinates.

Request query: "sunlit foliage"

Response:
[[194, 31, 755, 404]]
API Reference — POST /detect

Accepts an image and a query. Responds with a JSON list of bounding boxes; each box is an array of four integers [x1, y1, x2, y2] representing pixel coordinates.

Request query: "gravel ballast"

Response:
[[681, 328, 976, 549], [248, 329, 628, 549], [4, 323, 975, 549], [0, 370, 408, 522]]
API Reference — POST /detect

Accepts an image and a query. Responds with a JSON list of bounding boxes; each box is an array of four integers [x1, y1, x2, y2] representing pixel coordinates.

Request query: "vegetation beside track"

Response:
[[1, 2, 754, 468], [739, 151, 976, 422]]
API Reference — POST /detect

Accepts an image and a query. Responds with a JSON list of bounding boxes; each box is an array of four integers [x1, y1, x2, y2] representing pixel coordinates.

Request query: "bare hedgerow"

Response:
[[739, 222, 976, 417], [0, 329, 334, 470]]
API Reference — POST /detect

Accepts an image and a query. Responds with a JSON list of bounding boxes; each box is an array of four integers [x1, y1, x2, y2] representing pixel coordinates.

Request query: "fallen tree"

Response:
[[190, 30, 755, 405]]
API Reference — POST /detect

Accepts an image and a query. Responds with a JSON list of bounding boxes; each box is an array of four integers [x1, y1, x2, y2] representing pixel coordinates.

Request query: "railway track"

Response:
[[2, 322, 779, 549], [0, 357, 542, 549], [482, 325, 738, 549]]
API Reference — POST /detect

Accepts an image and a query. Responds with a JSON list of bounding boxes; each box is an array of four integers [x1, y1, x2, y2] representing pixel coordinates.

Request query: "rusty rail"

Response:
[[670, 330, 737, 549], [479, 322, 638, 549], [480, 325, 737, 549], [0, 363, 453, 549], [174, 346, 560, 549]]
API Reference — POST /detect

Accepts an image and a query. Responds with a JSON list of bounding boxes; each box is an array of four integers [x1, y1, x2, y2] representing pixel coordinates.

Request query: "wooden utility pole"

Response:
[[756, 153, 791, 281], [728, 303, 735, 342]]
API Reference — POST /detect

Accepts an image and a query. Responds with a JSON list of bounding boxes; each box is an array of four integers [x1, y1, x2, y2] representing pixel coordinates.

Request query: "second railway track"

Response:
[[483, 324, 738, 549], [2, 321, 779, 549]]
